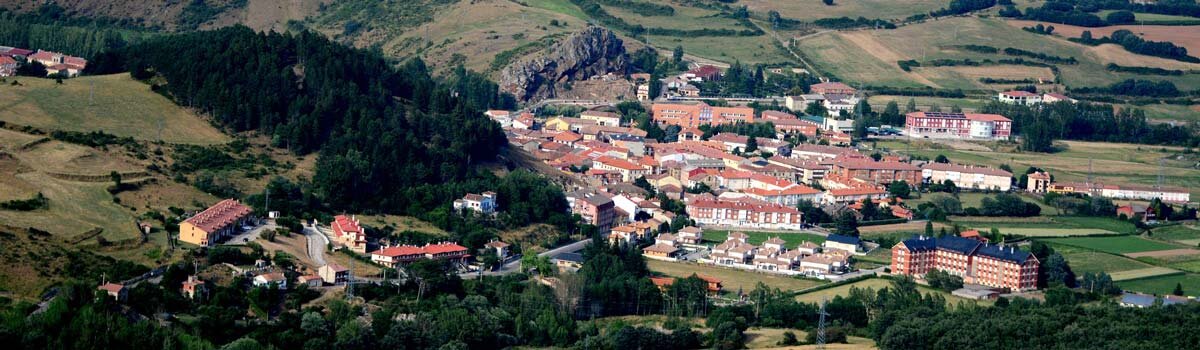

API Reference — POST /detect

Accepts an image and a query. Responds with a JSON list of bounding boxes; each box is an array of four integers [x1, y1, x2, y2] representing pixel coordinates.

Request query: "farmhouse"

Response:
[[904, 112, 1012, 141], [997, 90, 1042, 105], [921, 163, 1013, 191], [28, 50, 87, 77], [332, 215, 367, 253], [0, 56, 16, 77], [891, 236, 1039, 292], [179, 199, 254, 246], [98, 283, 128, 301], [253, 272, 288, 289], [453, 192, 498, 215], [370, 242, 470, 268], [651, 102, 755, 128]]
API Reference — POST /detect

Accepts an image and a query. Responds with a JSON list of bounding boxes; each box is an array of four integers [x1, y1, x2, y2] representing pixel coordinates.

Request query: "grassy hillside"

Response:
[[0, 74, 229, 145], [795, 17, 1200, 91], [740, 0, 946, 21]]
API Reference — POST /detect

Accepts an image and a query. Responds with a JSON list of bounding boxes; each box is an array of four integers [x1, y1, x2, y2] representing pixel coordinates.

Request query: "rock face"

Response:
[[500, 26, 629, 103]]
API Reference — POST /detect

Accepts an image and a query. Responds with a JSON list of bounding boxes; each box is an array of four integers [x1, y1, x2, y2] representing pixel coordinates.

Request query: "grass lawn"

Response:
[[0, 74, 229, 144], [1118, 273, 1200, 296], [703, 230, 826, 249], [357, 215, 448, 235], [1097, 10, 1200, 25], [1049, 243, 1155, 275], [1044, 236, 1182, 255], [522, 0, 588, 20], [793, 278, 991, 307], [646, 259, 825, 293], [1131, 103, 1200, 123], [645, 33, 793, 65], [739, 0, 946, 21], [951, 216, 1137, 236], [1109, 267, 1184, 281]]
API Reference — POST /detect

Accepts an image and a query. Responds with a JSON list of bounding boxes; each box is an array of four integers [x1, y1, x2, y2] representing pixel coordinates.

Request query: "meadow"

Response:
[[874, 139, 1200, 200], [0, 74, 229, 144], [739, 0, 946, 21], [792, 277, 991, 306], [646, 259, 825, 293], [1048, 243, 1156, 275], [795, 17, 1200, 92], [1118, 273, 1200, 296], [1044, 236, 1181, 255]]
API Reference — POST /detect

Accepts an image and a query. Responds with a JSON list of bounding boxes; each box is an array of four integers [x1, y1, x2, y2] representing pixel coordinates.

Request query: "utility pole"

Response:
[[817, 298, 829, 350]]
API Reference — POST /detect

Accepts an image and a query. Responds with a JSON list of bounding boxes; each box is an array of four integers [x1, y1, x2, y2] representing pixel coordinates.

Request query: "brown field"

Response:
[[1126, 249, 1200, 258], [841, 31, 941, 87], [257, 234, 320, 270], [357, 215, 448, 235], [1005, 20, 1200, 57], [859, 221, 951, 234]]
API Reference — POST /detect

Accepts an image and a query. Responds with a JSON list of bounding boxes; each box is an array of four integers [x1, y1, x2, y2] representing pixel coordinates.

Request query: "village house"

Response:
[[0, 56, 16, 77], [649, 275, 723, 295], [799, 252, 850, 276], [637, 83, 651, 101], [580, 110, 622, 127], [1027, 171, 1051, 193], [1042, 92, 1077, 103], [1116, 204, 1150, 221], [543, 116, 595, 132], [0, 46, 33, 59], [552, 252, 585, 273], [593, 156, 649, 181], [823, 234, 862, 254], [253, 272, 288, 289], [553, 131, 584, 147], [332, 214, 367, 253], [297, 275, 323, 288], [28, 50, 87, 77], [370, 242, 471, 268], [921, 163, 1013, 191], [642, 233, 683, 260], [679, 84, 701, 97], [566, 189, 616, 232], [891, 236, 1040, 292], [98, 283, 128, 301], [904, 111, 1012, 141], [181, 276, 206, 300], [998, 90, 1042, 105], [651, 102, 756, 128], [484, 240, 512, 258], [179, 199, 254, 246], [685, 65, 722, 81], [453, 191, 498, 215], [677, 226, 704, 245], [319, 264, 350, 285]]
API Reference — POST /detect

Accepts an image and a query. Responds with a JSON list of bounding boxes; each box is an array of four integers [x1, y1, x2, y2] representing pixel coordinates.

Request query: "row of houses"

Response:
[[0, 46, 87, 77], [705, 233, 862, 277]]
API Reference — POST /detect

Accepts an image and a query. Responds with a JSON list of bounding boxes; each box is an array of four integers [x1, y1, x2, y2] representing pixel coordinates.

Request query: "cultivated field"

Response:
[[875, 139, 1200, 199], [647, 259, 825, 293], [739, 0, 945, 21], [796, 17, 1200, 91], [1109, 267, 1183, 281], [1049, 244, 1155, 275], [1126, 249, 1200, 259], [1005, 20, 1200, 58], [1151, 224, 1200, 244], [703, 230, 826, 249], [1119, 273, 1200, 296], [866, 95, 987, 113], [951, 216, 1136, 236], [794, 278, 894, 303], [1044, 236, 1181, 255], [0, 74, 229, 144]]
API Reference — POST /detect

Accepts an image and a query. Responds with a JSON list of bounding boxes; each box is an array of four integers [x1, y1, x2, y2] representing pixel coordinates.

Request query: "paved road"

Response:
[[461, 238, 593, 278], [303, 224, 330, 267], [827, 266, 886, 282], [224, 222, 276, 245]]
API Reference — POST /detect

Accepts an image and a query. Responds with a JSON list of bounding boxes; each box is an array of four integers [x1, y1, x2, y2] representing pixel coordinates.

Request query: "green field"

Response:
[[793, 277, 991, 306], [522, 0, 589, 20], [795, 17, 1200, 91], [1045, 236, 1182, 255], [1098, 10, 1200, 25], [1131, 103, 1200, 123], [646, 259, 825, 293], [909, 192, 1058, 215], [1151, 225, 1200, 243], [740, 0, 946, 21], [702, 230, 826, 249], [875, 139, 1200, 200], [867, 95, 989, 114], [0, 74, 230, 144], [951, 216, 1137, 236], [1119, 273, 1200, 296], [1050, 244, 1155, 275]]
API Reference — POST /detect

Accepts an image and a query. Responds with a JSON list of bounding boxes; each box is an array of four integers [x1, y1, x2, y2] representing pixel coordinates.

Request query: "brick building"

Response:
[[685, 196, 802, 230], [370, 242, 470, 268], [830, 160, 921, 186], [891, 236, 1040, 292], [904, 112, 1012, 140], [651, 102, 755, 128]]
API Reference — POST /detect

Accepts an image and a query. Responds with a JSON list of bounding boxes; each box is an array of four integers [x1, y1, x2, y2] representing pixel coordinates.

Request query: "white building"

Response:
[[454, 192, 498, 214], [921, 163, 1013, 191], [253, 272, 288, 289], [998, 91, 1042, 105]]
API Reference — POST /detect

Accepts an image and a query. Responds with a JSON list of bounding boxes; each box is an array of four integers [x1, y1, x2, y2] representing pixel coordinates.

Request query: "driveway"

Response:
[[223, 222, 276, 245], [303, 224, 330, 267]]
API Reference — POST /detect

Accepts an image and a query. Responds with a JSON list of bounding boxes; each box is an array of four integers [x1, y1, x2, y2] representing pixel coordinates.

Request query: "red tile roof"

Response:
[[0, 56, 15, 65], [1001, 90, 1038, 97], [596, 156, 643, 171], [184, 199, 252, 233]]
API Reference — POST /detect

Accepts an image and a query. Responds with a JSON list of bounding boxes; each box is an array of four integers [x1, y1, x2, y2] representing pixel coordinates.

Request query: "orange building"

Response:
[[651, 102, 755, 128], [891, 236, 1039, 292], [179, 199, 253, 246]]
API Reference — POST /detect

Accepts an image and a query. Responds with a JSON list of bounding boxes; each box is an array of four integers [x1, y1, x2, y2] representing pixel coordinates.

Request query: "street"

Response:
[[461, 238, 593, 278], [303, 224, 330, 267]]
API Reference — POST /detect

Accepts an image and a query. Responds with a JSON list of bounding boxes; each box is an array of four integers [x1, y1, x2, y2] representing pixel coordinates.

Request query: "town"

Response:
[[3, 1, 1200, 349]]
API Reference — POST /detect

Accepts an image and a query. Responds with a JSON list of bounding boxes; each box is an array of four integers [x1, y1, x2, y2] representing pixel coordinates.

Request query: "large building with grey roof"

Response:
[[891, 236, 1040, 292]]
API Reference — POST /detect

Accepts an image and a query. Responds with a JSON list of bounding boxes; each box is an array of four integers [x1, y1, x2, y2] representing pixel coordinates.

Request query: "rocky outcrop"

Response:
[[500, 26, 630, 103]]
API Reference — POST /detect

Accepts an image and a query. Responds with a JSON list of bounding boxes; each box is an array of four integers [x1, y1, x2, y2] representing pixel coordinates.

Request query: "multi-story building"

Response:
[[830, 160, 922, 186], [1049, 182, 1190, 203], [651, 102, 755, 128], [567, 190, 616, 233], [998, 90, 1042, 105], [1027, 171, 1051, 193], [179, 199, 254, 246], [921, 163, 1013, 191], [370, 242, 470, 268], [904, 112, 1012, 140], [581, 110, 622, 127], [332, 214, 367, 253], [686, 196, 803, 230], [593, 156, 649, 181], [319, 264, 350, 285], [891, 236, 1040, 292]]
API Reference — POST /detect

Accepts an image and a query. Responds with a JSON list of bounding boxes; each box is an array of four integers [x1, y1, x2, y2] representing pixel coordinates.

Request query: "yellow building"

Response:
[[179, 199, 253, 246]]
